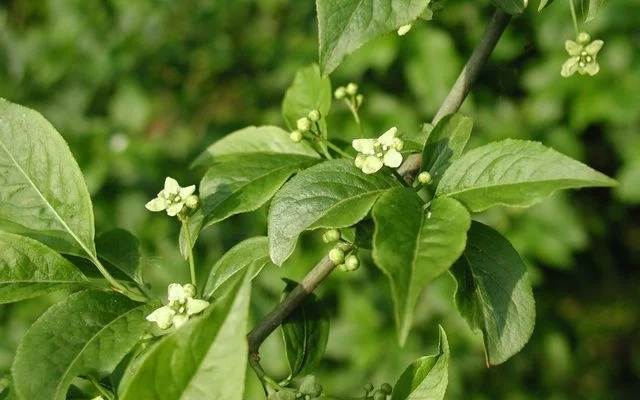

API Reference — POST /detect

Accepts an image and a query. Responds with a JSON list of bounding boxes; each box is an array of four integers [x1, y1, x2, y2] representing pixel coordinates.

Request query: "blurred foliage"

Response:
[[1, 0, 639, 399]]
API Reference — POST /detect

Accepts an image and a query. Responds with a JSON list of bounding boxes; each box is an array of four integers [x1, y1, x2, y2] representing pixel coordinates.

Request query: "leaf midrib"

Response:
[[0, 138, 95, 259]]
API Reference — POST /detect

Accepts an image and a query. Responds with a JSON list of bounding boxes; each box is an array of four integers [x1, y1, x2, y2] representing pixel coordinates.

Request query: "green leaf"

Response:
[[582, 0, 600, 22], [11, 291, 153, 400], [96, 228, 141, 283], [268, 159, 397, 266], [391, 326, 449, 400], [372, 188, 470, 345], [282, 64, 331, 133], [203, 237, 271, 299], [538, 0, 555, 11], [436, 139, 617, 212], [421, 113, 473, 187], [0, 232, 87, 304], [281, 279, 330, 378], [268, 391, 297, 400], [490, 0, 528, 15], [191, 126, 319, 168], [119, 266, 253, 400], [0, 98, 96, 258], [451, 221, 535, 365], [317, 0, 430, 76], [200, 153, 320, 229]]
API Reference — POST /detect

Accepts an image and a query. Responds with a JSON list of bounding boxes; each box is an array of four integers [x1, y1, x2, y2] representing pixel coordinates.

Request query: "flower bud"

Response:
[[290, 130, 303, 143], [297, 117, 311, 132], [185, 194, 200, 209], [577, 32, 591, 45], [417, 171, 432, 184], [183, 283, 197, 297], [338, 263, 348, 272], [397, 24, 412, 36], [380, 383, 392, 395], [329, 247, 345, 264], [373, 390, 387, 400], [334, 87, 346, 99], [356, 94, 364, 107], [345, 254, 360, 271], [307, 109, 321, 122], [364, 383, 374, 392], [322, 229, 341, 243], [345, 82, 358, 96]]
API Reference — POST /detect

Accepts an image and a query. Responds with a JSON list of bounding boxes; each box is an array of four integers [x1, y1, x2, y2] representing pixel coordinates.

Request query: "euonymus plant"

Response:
[[0, 1, 615, 399]]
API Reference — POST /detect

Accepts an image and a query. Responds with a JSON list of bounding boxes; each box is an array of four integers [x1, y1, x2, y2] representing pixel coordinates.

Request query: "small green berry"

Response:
[[334, 87, 346, 99], [297, 117, 311, 132], [364, 383, 374, 392], [345, 82, 358, 96], [322, 229, 341, 243], [380, 383, 392, 394], [307, 110, 321, 122], [417, 171, 432, 184], [373, 390, 387, 400], [290, 130, 303, 143], [345, 254, 359, 271], [329, 248, 345, 264]]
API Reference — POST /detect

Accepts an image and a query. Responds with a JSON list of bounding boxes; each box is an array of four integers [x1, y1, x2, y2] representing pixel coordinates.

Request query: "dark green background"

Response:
[[1, 0, 638, 398]]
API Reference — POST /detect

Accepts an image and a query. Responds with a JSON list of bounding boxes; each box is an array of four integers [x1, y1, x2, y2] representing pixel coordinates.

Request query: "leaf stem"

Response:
[[182, 218, 197, 286], [568, 0, 580, 35], [397, 8, 512, 177], [324, 140, 354, 159], [87, 376, 115, 400]]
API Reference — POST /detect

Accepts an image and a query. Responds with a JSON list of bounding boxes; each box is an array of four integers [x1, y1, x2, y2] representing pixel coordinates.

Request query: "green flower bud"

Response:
[[337, 263, 348, 272], [312, 383, 323, 396], [334, 87, 346, 99], [380, 383, 392, 395], [183, 283, 197, 298], [290, 130, 303, 143], [345, 82, 358, 96], [577, 32, 591, 45], [322, 229, 341, 243], [297, 117, 311, 132], [329, 248, 345, 264], [356, 94, 364, 107], [307, 109, 321, 122], [417, 171, 432, 184], [373, 390, 387, 400], [364, 383, 374, 392], [185, 194, 200, 209], [345, 254, 359, 271]]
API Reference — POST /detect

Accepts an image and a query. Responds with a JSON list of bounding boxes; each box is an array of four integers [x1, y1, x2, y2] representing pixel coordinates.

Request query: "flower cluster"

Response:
[[352, 127, 404, 174], [146, 283, 209, 329], [561, 32, 604, 77], [145, 177, 198, 217]]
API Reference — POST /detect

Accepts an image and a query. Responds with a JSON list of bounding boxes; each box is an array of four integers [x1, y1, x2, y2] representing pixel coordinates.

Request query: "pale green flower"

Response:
[[561, 34, 604, 78], [146, 283, 209, 329], [145, 177, 196, 217], [352, 127, 404, 174]]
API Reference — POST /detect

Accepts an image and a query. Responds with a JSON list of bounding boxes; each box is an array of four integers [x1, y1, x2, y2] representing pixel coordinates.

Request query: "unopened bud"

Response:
[[307, 109, 321, 122], [338, 263, 348, 272], [334, 87, 346, 99], [290, 130, 303, 142], [345, 254, 360, 271], [417, 171, 432, 184], [397, 24, 412, 36], [345, 82, 358, 96], [373, 390, 387, 400], [577, 32, 591, 45], [380, 383, 392, 395], [185, 195, 200, 209], [356, 94, 364, 107], [183, 283, 197, 298], [364, 383, 374, 392], [297, 117, 311, 132], [329, 248, 345, 264], [322, 229, 341, 243]]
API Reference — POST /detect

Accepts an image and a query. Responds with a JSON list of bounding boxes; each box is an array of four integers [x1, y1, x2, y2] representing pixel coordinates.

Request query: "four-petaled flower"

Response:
[[561, 33, 604, 78], [352, 127, 404, 174], [145, 177, 196, 216], [146, 283, 209, 329]]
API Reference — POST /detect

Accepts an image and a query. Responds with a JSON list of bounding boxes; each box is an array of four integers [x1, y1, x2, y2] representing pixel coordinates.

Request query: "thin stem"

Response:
[[324, 140, 354, 159], [318, 141, 334, 159], [183, 219, 197, 286], [397, 8, 512, 177], [90, 256, 147, 302], [247, 244, 351, 355], [87, 376, 114, 400], [390, 168, 410, 187], [568, 0, 580, 35]]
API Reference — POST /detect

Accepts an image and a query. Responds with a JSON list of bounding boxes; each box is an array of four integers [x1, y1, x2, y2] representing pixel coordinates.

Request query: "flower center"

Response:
[[578, 50, 594, 67]]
